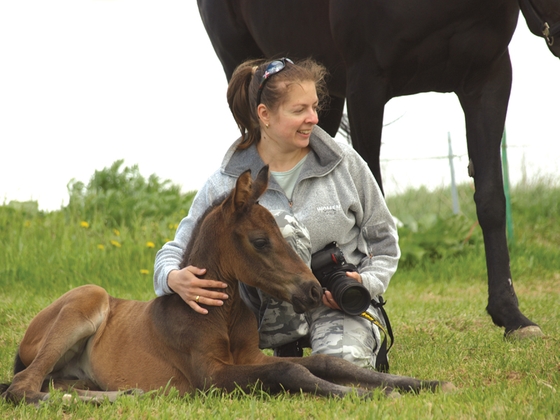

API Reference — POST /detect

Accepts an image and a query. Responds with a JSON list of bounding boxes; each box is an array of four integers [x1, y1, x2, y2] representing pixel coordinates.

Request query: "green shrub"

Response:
[[396, 213, 481, 267], [387, 184, 482, 267], [65, 159, 195, 229]]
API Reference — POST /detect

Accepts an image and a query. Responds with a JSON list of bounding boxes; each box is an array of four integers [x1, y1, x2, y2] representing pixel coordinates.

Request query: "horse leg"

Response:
[[210, 355, 452, 397], [456, 52, 542, 338], [38, 378, 141, 404], [292, 354, 454, 394], [343, 58, 387, 193], [207, 358, 375, 398], [197, 0, 263, 81], [318, 95, 345, 138], [58, 388, 143, 405], [2, 285, 110, 404]]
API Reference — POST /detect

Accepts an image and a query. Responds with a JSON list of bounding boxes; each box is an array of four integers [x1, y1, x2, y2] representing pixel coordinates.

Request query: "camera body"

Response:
[[311, 242, 371, 316]]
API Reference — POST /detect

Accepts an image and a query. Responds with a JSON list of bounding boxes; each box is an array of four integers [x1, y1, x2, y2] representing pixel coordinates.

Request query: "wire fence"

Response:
[[337, 114, 559, 200]]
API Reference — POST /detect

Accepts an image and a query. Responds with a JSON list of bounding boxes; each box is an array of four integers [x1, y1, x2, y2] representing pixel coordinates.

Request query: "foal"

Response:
[[2, 166, 452, 405]]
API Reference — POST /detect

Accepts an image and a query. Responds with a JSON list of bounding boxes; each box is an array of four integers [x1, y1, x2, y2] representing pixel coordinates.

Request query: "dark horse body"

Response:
[[197, 0, 560, 337], [1, 167, 452, 405]]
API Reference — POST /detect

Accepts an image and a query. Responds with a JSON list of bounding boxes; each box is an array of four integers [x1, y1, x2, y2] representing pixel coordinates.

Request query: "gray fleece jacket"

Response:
[[154, 126, 400, 298]]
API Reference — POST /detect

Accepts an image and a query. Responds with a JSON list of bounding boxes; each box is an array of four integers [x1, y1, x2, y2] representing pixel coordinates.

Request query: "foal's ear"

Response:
[[232, 166, 269, 211], [232, 169, 254, 211], [251, 165, 270, 202]]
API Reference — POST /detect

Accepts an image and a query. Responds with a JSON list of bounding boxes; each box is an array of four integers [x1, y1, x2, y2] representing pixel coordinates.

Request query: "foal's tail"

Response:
[[13, 351, 26, 375], [0, 383, 10, 395]]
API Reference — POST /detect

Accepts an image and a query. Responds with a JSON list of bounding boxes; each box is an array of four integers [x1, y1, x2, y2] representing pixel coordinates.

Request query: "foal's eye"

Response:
[[252, 238, 270, 250]]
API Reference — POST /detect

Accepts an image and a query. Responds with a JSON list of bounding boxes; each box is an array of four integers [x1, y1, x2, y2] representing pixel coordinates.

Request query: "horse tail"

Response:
[[0, 383, 10, 395], [13, 350, 26, 375]]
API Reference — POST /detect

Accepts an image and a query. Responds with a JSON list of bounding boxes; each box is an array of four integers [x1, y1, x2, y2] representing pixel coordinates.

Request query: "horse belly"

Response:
[[238, 0, 347, 94], [86, 299, 191, 393], [330, 0, 518, 95]]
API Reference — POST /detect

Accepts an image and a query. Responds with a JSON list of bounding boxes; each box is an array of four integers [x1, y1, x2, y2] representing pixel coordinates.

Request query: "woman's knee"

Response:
[[310, 309, 379, 367]]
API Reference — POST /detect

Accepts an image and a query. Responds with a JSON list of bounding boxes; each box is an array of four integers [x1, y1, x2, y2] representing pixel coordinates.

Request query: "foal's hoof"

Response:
[[386, 390, 401, 399], [440, 382, 457, 393], [121, 388, 144, 397], [505, 325, 544, 340]]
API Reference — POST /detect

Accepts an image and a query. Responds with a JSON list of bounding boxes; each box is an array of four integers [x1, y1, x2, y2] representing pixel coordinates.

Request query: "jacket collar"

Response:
[[221, 126, 344, 185]]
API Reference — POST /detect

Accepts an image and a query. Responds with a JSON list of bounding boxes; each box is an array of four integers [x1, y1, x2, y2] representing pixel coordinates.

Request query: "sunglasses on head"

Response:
[[256, 57, 294, 105]]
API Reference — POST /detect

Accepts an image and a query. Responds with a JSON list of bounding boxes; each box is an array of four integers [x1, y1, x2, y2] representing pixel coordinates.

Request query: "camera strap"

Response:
[[361, 296, 394, 373]]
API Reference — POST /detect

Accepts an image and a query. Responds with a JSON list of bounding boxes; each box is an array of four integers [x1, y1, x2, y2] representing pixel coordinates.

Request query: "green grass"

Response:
[[1, 172, 559, 419]]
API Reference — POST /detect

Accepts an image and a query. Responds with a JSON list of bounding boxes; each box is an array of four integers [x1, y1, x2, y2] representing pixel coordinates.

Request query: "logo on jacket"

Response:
[[316, 204, 341, 215]]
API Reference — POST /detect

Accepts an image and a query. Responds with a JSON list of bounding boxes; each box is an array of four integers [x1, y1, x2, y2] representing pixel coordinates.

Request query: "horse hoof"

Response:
[[386, 390, 401, 399], [440, 382, 457, 393], [62, 393, 76, 404], [122, 388, 144, 396], [505, 325, 544, 340]]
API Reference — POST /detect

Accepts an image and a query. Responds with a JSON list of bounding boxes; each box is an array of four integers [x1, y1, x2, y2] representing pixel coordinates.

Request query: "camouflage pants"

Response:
[[239, 210, 382, 368]]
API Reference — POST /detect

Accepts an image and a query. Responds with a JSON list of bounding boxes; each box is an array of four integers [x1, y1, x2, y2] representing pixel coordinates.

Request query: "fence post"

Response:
[[448, 132, 460, 214], [502, 129, 514, 244]]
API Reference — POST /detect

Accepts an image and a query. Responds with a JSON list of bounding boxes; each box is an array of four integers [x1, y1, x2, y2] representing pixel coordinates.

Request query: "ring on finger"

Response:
[[195, 295, 200, 303]]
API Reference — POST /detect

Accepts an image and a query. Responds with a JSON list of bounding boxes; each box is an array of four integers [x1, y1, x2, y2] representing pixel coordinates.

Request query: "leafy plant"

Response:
[[65, 159, 195, 228], [396, 213, 481, 268]]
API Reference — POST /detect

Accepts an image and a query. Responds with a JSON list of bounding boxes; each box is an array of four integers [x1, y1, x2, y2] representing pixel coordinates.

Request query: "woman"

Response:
[[154, 57, 400, 368]]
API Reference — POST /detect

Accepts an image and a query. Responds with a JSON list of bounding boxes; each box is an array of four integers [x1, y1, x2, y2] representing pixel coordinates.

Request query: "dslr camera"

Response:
[[311, 242, 371, 316]]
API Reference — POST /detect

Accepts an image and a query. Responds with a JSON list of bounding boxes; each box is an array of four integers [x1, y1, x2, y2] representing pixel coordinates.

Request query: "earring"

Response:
[[265, 123, 269, 128]]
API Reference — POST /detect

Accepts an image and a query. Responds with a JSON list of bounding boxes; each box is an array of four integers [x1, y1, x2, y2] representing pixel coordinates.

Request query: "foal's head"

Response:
[[186, 165, 323, 313]]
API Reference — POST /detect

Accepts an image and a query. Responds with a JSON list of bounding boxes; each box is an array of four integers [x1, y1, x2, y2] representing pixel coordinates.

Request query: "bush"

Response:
[[65, 159, 195, 228], [396, 213, 481, 267], [386, 184, 482, 267]]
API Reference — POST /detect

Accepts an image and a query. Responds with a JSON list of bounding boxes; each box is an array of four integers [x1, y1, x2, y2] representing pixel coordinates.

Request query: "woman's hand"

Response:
[[167, 266, 229, 314], [321, 271, 362, 311]]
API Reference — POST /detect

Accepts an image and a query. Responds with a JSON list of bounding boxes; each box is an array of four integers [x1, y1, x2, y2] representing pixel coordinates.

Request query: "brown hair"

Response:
[[227, 57, 328, 150]]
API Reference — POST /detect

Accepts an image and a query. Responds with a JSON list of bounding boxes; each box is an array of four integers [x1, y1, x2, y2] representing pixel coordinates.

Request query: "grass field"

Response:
[[1, 171, 558, 419]]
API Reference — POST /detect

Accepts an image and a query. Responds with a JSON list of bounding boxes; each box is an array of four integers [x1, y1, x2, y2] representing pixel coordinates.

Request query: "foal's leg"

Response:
[[2, 285, 110, 405], [53, 388, 143, 405], [44, 378, 143, 404], [292, 354, 454, 393], [206, 348, 452, 398], [208, 360, 372, 398]]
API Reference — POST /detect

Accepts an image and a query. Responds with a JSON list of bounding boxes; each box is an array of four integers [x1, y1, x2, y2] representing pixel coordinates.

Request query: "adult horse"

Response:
[[197, 0, 560, 338], [1, 166, 452, 405]]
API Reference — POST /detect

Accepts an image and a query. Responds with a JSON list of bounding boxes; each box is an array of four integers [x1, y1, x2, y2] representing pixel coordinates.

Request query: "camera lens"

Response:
[[310, 242, 372, 316], [328, 273, 371, 316]]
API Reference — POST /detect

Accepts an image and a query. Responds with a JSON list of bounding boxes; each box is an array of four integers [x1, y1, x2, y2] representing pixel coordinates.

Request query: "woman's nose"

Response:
[[307, 109, 319, 124]]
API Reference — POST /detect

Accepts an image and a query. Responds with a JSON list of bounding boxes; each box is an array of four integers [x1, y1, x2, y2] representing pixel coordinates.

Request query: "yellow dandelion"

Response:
[[113, 229, 120, 236], [80, 221, 90, 229], [110, 240, 121, 248], [140, 269, 150, 275], [169, 223, 179, 230], [146, 241, 155, 248], [97, 244, 105, 250], [24, 220, 32, 228]]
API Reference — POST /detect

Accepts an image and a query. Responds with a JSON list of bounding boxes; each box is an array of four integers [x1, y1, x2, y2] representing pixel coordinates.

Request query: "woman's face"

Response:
[[263, 80, 319, 152]]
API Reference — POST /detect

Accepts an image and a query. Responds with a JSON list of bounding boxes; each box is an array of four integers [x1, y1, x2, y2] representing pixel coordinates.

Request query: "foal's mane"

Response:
[[179, 193, 229, 270]]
